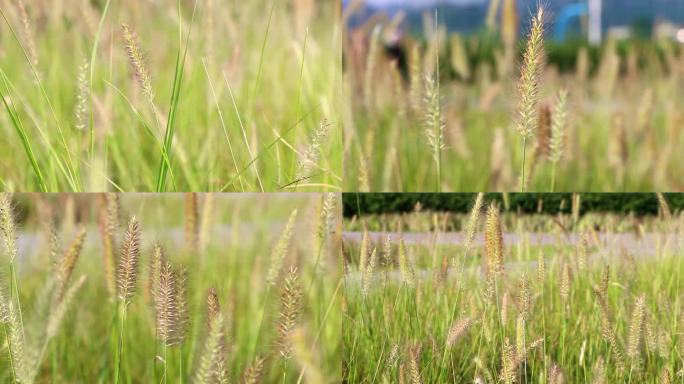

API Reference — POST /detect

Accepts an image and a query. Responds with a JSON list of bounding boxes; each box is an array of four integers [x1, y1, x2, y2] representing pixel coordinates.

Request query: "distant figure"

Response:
[[383, 24, 409, 80]]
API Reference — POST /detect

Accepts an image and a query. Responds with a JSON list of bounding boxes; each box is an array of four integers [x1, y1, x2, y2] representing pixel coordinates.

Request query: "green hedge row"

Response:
[[342, 193, 684, 217]]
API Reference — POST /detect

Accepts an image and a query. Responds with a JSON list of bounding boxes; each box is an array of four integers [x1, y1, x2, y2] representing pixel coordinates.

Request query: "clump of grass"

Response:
[[343, 195, 683, 382], [1, 1, 339, 192], [0, 194, 340, 382]]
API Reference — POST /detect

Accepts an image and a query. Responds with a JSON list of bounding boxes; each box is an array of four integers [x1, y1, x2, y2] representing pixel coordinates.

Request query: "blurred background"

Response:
[[343, 0, 684, 43]]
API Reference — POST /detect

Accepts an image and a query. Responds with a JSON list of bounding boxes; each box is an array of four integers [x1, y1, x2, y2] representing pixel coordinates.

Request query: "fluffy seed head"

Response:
[[463, 193, 484, 255], [117, 216, 141, 302], [121, 23, 155, 102], [536, 103, 551, 158], [74, 59, 90, 131], [241, 355, 265, 384], [446, 317, 472, 347], [549, 89, 568, 163], [185, 193, 199, 252], [266, 209, 298, 286], [484, 203, 504, 275], [0, 193, 18, 263], [514, 7, 545, 138], [276, 267, 302, 360], [398, 239, 415, 287], [296, 119, 331, 180], [99, 193, 120, 296], [627, 294, 646, 360], [424, 72, 445, 166], [408, 344, 422, 384], [54, 228, 86, 304], [362, 247, 377, 297]]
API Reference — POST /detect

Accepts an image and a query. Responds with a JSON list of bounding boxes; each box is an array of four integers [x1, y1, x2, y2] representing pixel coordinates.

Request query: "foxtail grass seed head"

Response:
[[424, 72, 445, 167], [536, 103, 551, 158], [514, 7, 545, 138], [16, 0, 39, 69], [592, 357, 606, 384], [266, 209, 298, 286], [359, 228, 369, 274], [5, 300, 29, 382], [559, 262, 571, 301], [484, 203, 504, 275], [387, 344, 400, 368], [296, 119, 331, 180], [117, 216, 141, 302], [409, 43, 423, 113], [54, 228, 86, 303], [174, 266, 189, 345], [500, 337, 516, 384], [0, 193, 18, 263], [194, 311, 226, 383], [47, 275, 86, 340], [627, 294, 646, 361], [154, 262, 184, 345], [408, 344, 422, 384], [99, 194, 119, 296], [149, 242, 164, 302], [464, 193, 484, 254], [577, 233, 588, 269], [537, 251, 546, 284], [241, 355, 265, 384], [314, 193, 336, 251], [206, 288, 220, 327], [276, 267, 302, 360], [74, 59, 89, 131], [398, 238, 415, 287], [517, 274, 531, 320], [362, 247, 377, 297], [515, 314, 525, 357], [121, 23, 155, 102], [185, 193, 199, 252], [382, 234, 392, 267], [446, 317, 472, 347], [549, 89, 568, 163]]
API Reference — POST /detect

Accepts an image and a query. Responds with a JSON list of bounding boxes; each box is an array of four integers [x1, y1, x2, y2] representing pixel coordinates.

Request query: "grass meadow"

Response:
[[0, 192, 342, 383], [0, 0, 341, 192], [343, 3, 684, 192], [343, 193, 684, 383]]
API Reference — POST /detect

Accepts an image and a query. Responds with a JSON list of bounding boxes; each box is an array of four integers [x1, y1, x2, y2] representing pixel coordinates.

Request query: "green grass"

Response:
[[0, 1, 341, 192], [0, 193, 342, 382], [343, 206, 684, 382]]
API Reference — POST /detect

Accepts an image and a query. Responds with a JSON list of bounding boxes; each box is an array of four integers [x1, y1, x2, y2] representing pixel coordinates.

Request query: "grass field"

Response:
[[0, 0, 341, 192], [0, 192, 342, 383], [343, 4, 684, 192], [343, 193, 684, 382]]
